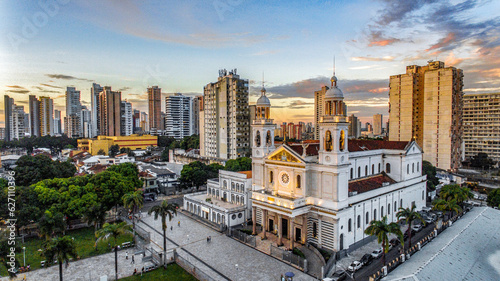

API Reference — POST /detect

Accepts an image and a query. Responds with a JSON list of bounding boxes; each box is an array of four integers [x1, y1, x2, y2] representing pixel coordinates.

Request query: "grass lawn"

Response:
[[0, 226, 133, 277], [119, 264, 197, 281]]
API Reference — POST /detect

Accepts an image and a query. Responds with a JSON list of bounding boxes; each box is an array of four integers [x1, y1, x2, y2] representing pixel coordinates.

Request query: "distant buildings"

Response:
[[29, 95, 40, 137], [201, 69, 250, 159], [98, 87, 122, 136], [81, 106, 92, 138], [120, 101, 133, 136], [148, 86, 162, 132], [373, 114, 383, 135], [4, 95, 13, 141], [65, 87, 82, 138], [463, 93, 500, 162], [11, 105, 26, 140], [39, 96, 54, 136], [389, 61, 463, 171], [54, 110, 62, 135], [165, 93, 192, 139], [77, 134, 157, 155], [348, 114, 360, 139], [192, 96, 202, 136], [91, 83, 104, 137], [314, 85, 328, 140]]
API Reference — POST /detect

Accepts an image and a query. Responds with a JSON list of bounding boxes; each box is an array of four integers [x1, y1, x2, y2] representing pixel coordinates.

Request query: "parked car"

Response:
[[422, 206, 432, 212], [403, 229, 416, 240], [371, 248, 383, 258], [412, 224, 423, 232], [390, 238, 401, 247], [360, 253, 374, 265], [330, 270, 347, 281], [433, 210, 443, 218], [422, 216, 434, 224], [347, 261, 363, 272]]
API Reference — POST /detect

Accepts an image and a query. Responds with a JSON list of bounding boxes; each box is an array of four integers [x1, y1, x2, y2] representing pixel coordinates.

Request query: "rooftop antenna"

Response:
[[333, 56, 336, 77]]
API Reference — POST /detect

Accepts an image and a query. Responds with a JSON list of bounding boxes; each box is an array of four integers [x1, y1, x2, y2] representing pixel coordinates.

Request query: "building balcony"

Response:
[[251, 189, 306, 210]]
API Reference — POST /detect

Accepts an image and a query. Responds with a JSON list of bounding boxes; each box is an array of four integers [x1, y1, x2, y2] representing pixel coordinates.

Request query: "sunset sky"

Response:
[[1, 0, 500, 126]]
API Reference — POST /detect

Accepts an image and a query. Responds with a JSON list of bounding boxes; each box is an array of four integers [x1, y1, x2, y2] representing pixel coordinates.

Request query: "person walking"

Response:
[[171, 225, 173, 231], [131, 255, 135, 264], [178, 221, 180, 227], [125, 251, 129, 260], [141, 267, 145, 276]]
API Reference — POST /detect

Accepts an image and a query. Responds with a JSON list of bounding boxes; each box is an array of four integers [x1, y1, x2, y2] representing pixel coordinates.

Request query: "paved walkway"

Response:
[[0, 249, 155, 281], [139, 210, 316, 281]]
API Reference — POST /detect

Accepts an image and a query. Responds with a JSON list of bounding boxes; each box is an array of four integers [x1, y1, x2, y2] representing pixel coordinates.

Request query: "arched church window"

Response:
[[339, 130, 345, 151], [296, 175, 301, 188], [386, 163, 391, 173], [266, 130, 272, 146], [255, 131, 261, 147], [325, 130, 333, 152]]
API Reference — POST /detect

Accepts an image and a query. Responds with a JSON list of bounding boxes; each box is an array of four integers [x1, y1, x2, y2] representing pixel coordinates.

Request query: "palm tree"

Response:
[[364, 216, 403, 266], [122, 190, 144, 240], [83, 204, 107, 231], [456, 187, 473, 206], [433, 198, 462, 220], [42, 236, 78, 281], [148, 201, 178, 266], [39, 211, 67, 241], [95, 222, 132, 281], [396, 206, 425, 249]]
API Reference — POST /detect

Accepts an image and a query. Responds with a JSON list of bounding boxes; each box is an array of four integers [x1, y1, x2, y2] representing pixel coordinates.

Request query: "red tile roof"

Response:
[[238, 171, 252, 179], [88, 164, 109, 174], [348, 140, 409, 152], [287, 143, 320, 156], [348, 173, 397, 194]]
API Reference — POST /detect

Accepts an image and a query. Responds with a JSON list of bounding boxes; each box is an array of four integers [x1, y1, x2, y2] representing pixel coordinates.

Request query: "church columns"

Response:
[[262, 209, 268, 239], [277, 214, 283, 246], [289, 218, 295, 249], [252, 206, 257, 235]]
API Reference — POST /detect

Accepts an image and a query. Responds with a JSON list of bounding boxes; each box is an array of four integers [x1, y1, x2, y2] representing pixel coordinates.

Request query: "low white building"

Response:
[[184, 170, 253, 228]]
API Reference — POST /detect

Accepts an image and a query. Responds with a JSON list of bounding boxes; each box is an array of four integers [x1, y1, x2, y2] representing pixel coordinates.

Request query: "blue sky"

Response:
[[1, 0, 500, 126]]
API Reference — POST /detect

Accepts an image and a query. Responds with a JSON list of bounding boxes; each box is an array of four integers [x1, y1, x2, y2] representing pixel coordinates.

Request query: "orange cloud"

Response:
[[426, 32, 456, 52], [369, 87, 389, 93], [444, 52, 463, 66], [369, 39, 397, 47]]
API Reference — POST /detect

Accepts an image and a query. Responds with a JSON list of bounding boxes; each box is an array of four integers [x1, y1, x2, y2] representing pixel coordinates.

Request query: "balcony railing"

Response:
[[251, 189, 306, 210]]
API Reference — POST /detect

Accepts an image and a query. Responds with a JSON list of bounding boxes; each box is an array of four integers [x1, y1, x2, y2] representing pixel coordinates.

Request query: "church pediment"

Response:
[[266, 146, 304, 164]]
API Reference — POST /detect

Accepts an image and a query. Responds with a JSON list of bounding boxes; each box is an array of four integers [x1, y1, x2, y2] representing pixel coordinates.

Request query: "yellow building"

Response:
[[78, 134, 158, 155]]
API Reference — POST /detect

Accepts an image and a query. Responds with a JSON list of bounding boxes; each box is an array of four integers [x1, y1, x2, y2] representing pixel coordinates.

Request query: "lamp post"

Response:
[[235, 264, 238, 281], [23, 247, 26, 267]]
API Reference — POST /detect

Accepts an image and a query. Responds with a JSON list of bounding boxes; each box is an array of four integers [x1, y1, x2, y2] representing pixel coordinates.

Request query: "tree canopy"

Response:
[[470, 153, 495, 169], [0, 135, 78, 154], [487, 189, 500, 208], [14, 154, 76, 186], [225, 157, 252, 172], [422, 160, 439, 191]]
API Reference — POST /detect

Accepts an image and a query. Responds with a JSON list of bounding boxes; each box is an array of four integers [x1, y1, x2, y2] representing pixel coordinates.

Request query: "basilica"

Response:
[[250, 74, 427, 252]]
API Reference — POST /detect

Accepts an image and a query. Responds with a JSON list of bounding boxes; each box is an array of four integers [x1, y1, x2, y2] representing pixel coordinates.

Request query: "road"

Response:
[[348, 222, 436, 281]]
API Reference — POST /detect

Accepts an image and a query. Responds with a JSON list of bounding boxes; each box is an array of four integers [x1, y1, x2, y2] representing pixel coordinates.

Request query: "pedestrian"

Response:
[[133, 268, 137, 275], [125, 251, 128, 260], [131, 255, 135, 264], [207, 236, 209, 243], [141, 267, 145, 276], [171, 225, 173, 231], [209, 236, 211, 242], [178, 221, 180, 227]]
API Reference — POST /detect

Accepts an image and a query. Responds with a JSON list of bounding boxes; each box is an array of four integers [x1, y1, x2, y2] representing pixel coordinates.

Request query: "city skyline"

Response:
[[2, 0, 500, 125]]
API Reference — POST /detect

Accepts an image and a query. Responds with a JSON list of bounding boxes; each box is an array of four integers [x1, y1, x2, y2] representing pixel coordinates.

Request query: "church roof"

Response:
[[238, 171, 253, 179], [348, 173, 397, 194], [348, 140, 409, 152], [287, 143, 320, 156]]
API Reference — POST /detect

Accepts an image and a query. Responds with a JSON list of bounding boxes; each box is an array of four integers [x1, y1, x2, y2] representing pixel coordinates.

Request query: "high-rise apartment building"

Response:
[[348, 114, 360, 138], [91, 83, 103, 137], [39, 96, 54, 136], [120, 101, 133, 136], [148, 86, 162, 132], [165, 93, 192, 139], [98, 87, 121, 136], [202, 69, 250, 159], [373, 114, 383, 135], [132, 109, 141, 133], [29, 95, 40, 137], [314, 85, 328, 140], [463, 93, 500, 162], [192, 96, 202, 135], [11, 105, 26, 140], [81, 106, 92, 138], [4, 95, 13, 141], [389, 61, 463, 170], [140, 112, 149, 132], [54, 110, 62, 135], [65, 87, 82, 137]]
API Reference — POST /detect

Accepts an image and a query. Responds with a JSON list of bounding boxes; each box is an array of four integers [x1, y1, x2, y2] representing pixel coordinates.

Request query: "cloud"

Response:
[[40, 83, 63, 89], [45, 74, 93, 82], [352, 56, 394, 61], [118, 87, 131, 92], [375, 0, 439, 26], [6, 85, 30, 94], [6, 85, 26, 89], [426, 32, 456, 52]]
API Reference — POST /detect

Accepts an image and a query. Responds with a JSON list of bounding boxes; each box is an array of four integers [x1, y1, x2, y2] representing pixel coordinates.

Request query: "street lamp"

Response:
[[235, 264, 238, 281], [22, 247, 26, 267]]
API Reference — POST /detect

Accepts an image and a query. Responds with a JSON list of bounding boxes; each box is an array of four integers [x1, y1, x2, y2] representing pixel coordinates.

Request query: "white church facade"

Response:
[[250, 75, 427, 252]]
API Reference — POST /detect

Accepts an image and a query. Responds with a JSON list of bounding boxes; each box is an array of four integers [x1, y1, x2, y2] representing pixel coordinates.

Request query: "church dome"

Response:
[[256, 94, 271, 106], [325, 76, 344, 99]]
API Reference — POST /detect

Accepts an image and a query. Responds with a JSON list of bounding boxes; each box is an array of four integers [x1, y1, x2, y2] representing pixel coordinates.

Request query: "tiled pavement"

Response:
[[139, 211, 316, 281]]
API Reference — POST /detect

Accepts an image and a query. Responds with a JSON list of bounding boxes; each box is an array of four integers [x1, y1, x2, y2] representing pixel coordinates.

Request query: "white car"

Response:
[[347, 261, 363, 272], [371, 248, 383, 258]]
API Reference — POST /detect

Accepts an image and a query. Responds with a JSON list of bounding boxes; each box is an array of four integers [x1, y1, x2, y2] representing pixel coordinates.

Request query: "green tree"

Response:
[[148, 201, 178, 266], [396, 206, 425, 249], [38, 211, 67, 240], [364, 216, 403, 266], [161, 148, 170, 162], [97, 149, 106, 155], [157, 136, 176, 148], [89, 170, 137, 211], [470, 152, 494, 169], [119, 147, 133, 157], [95, 222, 132, 281], [122, 190, 144, 239], [225, 157, 252, 172], [109, 144, 120, 157], [14, 185, 43, 236], [487, 189, 500, 208], [439, 184, 472, 206], [422, 160, 439, 192], [42, 236, 78, 281], [0, 231, 21, 277], [433, 198, 462, 220], [14, 155, 76, 186]]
